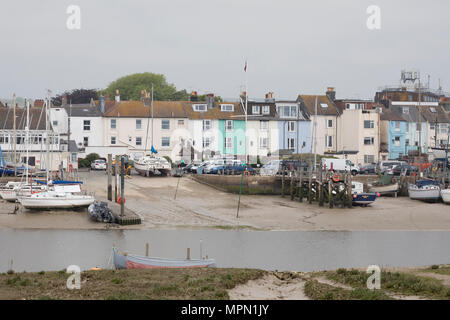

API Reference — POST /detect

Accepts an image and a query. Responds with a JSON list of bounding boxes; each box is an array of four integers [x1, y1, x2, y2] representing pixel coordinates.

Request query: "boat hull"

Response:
[[441, 189, 450, 204], [19, 195, 94, 209], [369, 182, 399, 195], [113, 248, 216, 269], [352, 193, 377, 206], [408, 186, 441, 201]]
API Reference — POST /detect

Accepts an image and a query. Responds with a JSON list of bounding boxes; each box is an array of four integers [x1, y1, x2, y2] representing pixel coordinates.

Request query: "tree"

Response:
[[52, 89, 99, 106], [103, 73, 189, 101]]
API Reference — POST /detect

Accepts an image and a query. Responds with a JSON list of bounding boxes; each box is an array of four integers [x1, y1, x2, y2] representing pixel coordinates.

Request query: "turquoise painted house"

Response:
[[218, 119, 246, 158]]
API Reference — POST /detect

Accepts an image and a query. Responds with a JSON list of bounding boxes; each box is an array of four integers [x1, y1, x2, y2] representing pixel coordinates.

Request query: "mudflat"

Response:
[[1, 170, 449, 231]]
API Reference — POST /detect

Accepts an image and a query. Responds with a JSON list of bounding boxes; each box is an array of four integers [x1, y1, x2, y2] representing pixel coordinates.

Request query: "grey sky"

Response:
[[1, 0, 449, 101]]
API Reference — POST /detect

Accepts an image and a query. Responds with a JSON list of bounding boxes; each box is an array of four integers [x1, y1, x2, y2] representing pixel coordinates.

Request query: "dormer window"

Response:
[[252, 106, 260, 114], [320, 103, 329, 108], [261, 105, 270, 114], [430, 107, 436, 113], [402, 107, 409, 114], [193, 104, 207, 112], [220, 104, 234, 112]]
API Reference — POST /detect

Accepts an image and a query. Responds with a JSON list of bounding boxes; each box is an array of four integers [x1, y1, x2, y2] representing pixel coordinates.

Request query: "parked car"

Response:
[[321, 158, 359, 176], [379, 161, 406, 173], [359, 164, 377, 174], [182, 162, 201, 173], [391, 164, 418, 176], [91, 159, 107, 170], [225, 164, 255, 175]]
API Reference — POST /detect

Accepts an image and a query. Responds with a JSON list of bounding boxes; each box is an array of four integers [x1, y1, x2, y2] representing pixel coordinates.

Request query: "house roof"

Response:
[[420, 105, 450, 124], [297, 95, 340, 116], [62, 104, 103, 117], [390, 105, 424, 123], [0, 107, 48, 130], [185, 102, 244, 120], [379, 107, 406, 122], [104, 101, 189, 118]]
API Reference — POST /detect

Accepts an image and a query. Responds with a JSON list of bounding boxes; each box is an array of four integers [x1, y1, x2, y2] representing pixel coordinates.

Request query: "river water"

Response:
[[0, 228, 449, 272]]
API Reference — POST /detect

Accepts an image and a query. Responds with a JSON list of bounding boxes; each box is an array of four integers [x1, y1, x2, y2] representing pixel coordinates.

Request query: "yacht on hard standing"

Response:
[[17, 93, 94, 209]]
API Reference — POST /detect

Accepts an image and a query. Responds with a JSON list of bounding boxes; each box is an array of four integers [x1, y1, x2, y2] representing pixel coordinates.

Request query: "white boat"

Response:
[[134, 155, 171, 176], [18, 184, 94, 209], [408, 180, 441, 202], [0, 184, 46, 201], [369, 182, 399, 195], [441, 189, 450, 204]]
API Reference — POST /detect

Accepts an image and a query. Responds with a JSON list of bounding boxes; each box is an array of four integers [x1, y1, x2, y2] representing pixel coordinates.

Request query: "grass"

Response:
[[304, 279, 393, 300], [424, 266, 450, 276], [322, 268, 450, 300], [0, 268, 266, 300]]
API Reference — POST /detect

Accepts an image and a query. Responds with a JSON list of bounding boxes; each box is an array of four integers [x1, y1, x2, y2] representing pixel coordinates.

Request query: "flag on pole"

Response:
[[244, 60, 247, 72], [151, 145, 157, 154]]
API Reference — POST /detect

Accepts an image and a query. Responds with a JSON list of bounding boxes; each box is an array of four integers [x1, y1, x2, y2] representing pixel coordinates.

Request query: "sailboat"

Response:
[[17, 93, 94, 209]]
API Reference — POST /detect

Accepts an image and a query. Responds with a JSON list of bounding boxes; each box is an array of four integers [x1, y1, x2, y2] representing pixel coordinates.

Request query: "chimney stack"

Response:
[[190, 91, 198, 102], [206, 93, 214, 109], [265, 92, 275, 102], [115, 89, 120, 102], [326, 87, 336, 101], [99, 95, 105, 113]]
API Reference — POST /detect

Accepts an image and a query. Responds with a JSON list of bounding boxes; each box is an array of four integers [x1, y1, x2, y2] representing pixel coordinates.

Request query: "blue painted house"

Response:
[[380, 108, 407, 160]]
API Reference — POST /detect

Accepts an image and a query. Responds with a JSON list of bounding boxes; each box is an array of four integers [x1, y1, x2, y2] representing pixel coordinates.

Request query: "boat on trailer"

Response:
[[408, 180, 441, 202], [134, 155, 172, 177], [113, 247, 216, 269]]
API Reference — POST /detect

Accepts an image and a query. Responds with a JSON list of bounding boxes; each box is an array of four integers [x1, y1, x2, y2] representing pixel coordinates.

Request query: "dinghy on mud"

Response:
[[113, 247, 216, 269]]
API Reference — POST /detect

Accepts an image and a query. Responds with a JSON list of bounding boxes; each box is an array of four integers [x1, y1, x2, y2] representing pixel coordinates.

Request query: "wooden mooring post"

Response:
[[114, 155, 119, 203], [290, 169, 294, 200], [298, 171, 303, 202], [281, 166, 286, 198], [318, 165, 324, 207], [107, 154, 112, 201]]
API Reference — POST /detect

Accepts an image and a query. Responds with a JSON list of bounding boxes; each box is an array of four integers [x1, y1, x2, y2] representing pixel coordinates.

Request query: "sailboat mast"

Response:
[[46, 91, 51, 185], [25, 99, 30, 180], [13, 93, 16, 176], [314, 96, 318, 170], [151, 84, 154, 151]]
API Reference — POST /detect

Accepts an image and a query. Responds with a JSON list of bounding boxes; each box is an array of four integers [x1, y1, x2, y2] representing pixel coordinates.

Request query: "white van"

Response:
[[321, 158, 359, 176]]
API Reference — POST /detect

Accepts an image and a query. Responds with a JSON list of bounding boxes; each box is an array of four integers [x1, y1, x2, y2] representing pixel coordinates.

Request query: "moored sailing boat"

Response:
[[408, 180, 440, 202]]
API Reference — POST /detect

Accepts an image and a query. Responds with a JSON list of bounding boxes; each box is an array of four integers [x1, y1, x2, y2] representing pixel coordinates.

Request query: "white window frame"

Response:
[[203, 119, 211, 131], [364, 137, 374, 145], [220, 104, 234, 112], [325, 135, 333, 148], [287, 137, 295, 150], [193, 104, 207, 112], [261, 105, 270, 114], [225, 120, 233, 132], [110, 119, 117, 130], [326, 119, 333, 128], [161, 119, 170, 130], [178, 119, 184, 126], [136, 119, 142, 130], [203, 137, 211, 148], [252, 105, 260, 115], [288, 121, 295, 132], [83, 120, 91, 131], [136, 136, 142, 146], [364, 120, 374, 129], [260, 120, 269, 131], [259, 137, 268, 149], [110, 136, 116, 145], [83, 137, 89, 147], [225, 137, 233, 149], [161, 137, 170, 147]]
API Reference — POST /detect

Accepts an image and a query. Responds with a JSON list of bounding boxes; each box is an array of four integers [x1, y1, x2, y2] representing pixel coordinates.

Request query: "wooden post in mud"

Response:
[[120, 156, 125, 217], [308, 166, 312, 204], [107, 154, 112, 201], [290, 169, 294, 200], [186, 248, 191, 260], [319, 164, 324, 206], [347, 172, 353, 208], [236, 171, 244, 218], [114, 155, 119, 202], [281, 166, 285, 198], [298, 171, 303, 202], [328, 175, 333, 208], [145, 243, 149, 257]]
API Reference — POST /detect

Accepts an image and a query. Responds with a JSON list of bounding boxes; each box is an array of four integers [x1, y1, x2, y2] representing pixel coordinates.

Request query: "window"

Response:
[[193, 104, 207, 112], [71, 153, 77, 163], [364, 155, 375, 163], [364, 120, 374, 129], [288, 138, 295, 150], [261, 105, 270, 114], [53, 120, 58, 126], [430, 107, 437, 113], [161, 137, 170, 147], [326, 119, 333, 128], [364, 137, 374, 145], [416, 123, 421, 131], [260, 120, 269, 130], [161, 120, 170, 130], [260, 137, 268, 148], [288, 121, 295, 132], [110, 119, 116, 129], [203, 120, 211, 131], [83, 137, 89, 147], [225, 120, 233, 131], [110, 136, 116, 145], [325, 135, 333, 148], [277, 105, 297, 118], [136, 119, 142, 130], [136, 137, 142, 146], [406, 123, 409, 132], [83, 120, 91, 131], [220, 104, 234, 112], [252, 105, 260, 114], [320, 103, 329, 108], [394, 136, 400, 147], [402, 107, 409, 114], [225, 137, 233, 149], [178, 120, 184, 126], [394, 121, 400, 131], [405, 139, 410, 146], [0, 135, 8, 144], [203, 137, 211, 148]]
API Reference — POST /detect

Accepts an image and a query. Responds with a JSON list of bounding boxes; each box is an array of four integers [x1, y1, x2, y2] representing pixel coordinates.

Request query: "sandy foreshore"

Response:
[[1, 170, 450, 231]]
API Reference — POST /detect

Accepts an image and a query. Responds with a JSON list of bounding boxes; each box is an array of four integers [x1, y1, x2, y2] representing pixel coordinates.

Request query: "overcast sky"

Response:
[[1, 0, 449, 101]]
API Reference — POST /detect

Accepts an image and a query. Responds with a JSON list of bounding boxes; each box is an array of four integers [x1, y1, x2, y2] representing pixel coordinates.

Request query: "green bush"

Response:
[[79, 153, 100, 168]]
